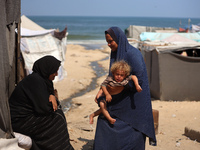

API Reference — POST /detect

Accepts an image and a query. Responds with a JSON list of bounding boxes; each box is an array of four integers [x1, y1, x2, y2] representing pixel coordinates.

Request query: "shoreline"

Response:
[[67, 40, 107, 51], [54, 44, 200, 150]]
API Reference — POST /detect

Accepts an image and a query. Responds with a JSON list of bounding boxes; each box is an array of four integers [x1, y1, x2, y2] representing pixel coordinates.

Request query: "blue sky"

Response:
[[21, 0, 200, 18]]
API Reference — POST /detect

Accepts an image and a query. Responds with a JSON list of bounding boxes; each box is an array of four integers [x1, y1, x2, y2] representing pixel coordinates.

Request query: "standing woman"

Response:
[[9, 56, 74, 150], [93, 27, 156, 150]]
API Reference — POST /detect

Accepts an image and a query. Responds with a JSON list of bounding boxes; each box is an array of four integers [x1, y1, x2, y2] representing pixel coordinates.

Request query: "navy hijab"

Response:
[[105, 27, 130, 70], [105, 27, 156, 145]]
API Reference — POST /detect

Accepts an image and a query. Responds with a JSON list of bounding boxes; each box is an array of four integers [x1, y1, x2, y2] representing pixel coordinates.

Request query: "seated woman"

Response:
[[9, 56, 74, 150]]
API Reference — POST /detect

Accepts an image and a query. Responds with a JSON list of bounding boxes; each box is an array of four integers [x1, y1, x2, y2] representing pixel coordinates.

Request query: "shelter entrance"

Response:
[[173, 48, 200, 57]]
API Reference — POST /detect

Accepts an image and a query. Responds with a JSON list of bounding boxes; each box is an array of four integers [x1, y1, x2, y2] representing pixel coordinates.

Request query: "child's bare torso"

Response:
[[106, 85, 124, 95]]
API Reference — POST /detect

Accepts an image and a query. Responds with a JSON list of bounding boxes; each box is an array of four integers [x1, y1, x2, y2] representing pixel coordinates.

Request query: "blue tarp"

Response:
[[140, 32, 200, 42]]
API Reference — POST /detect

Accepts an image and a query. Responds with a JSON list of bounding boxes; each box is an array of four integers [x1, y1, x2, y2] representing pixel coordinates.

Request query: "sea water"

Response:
[[27, 16, 200, 111], [28, 16, 200, 44]]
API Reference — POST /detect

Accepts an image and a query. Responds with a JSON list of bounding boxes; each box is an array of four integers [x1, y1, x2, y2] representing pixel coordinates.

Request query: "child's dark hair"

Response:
[[110, 60, 131, 77]]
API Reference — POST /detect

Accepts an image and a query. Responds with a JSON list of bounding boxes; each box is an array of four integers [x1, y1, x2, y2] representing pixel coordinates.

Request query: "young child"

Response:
[[89, 60, 142, 124]]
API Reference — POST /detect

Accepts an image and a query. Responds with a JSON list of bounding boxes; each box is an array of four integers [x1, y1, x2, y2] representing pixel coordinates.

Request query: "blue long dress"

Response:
[[93, 27, 156, 150]]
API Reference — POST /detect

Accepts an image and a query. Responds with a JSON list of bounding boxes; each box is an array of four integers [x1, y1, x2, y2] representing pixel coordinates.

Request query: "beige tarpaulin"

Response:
[[21, 15, 45, 30], [140, 41, 200, 101]]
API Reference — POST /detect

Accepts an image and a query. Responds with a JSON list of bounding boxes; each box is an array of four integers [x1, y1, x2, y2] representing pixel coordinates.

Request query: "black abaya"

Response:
[[9, 56, 74, 150]]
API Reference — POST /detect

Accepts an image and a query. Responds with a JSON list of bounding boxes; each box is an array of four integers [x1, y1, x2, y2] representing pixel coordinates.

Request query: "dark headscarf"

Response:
[[105, 27, 131, 74], [32, 55, 61, 95], [105, 27, 156, 145], [105, 28, 118, 44]]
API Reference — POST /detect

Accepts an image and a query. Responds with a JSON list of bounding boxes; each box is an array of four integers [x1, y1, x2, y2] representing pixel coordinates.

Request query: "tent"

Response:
[[125, 25, 177, 40], [0, 12, 68, 149], [139, 33, 200, 101], [140, 32, 200, 43], [192, 24, 200, 32], [0, 0, 24, 149], [20, 15, 68, 82]]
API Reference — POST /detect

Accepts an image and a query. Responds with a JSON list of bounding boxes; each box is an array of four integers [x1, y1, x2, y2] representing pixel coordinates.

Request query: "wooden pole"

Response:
[[16, 22, 21, 84]]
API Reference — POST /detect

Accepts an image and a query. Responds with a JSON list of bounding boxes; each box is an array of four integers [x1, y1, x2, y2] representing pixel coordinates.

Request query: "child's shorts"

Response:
[[97, 96, 106, 107]]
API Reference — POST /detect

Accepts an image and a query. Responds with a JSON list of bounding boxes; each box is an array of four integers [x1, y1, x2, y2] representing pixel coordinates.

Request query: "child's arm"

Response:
[[131, 75, 142, 92], [101, 85, 112, 102]]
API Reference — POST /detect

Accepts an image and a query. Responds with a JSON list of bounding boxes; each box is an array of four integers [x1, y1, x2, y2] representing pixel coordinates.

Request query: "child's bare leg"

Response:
[[89, 109, 101, 124], [99, 101, 116, 124]]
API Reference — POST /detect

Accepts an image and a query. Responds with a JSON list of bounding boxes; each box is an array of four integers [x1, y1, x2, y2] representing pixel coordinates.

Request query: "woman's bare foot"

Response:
[[89, 113, 94, 124]]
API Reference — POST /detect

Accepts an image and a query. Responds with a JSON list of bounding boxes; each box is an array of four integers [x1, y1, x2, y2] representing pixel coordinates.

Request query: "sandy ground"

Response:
[[54, 44, 200, 150]]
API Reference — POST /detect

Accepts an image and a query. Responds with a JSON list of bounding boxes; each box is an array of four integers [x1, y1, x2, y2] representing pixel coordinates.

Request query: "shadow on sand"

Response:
[[77, 137, 94, 150]]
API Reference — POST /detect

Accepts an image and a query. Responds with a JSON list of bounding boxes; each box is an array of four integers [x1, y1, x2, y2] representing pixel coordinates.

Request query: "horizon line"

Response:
[[21, 15, 200, 19]]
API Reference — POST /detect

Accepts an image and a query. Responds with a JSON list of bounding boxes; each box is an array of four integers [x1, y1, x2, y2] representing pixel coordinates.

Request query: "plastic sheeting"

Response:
[[20, 27, 55, 36], [0, 138, 24, 150], [125, 25, 177, 40], [20, 28, 67, 82], [192, 24, 200, 32], [140, 32, 200, 42]]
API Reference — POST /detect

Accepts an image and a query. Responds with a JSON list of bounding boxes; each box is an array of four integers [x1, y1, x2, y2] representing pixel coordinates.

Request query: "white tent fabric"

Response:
[[21, 15, 45, 31], [20, 27, 55, 36], [21, 32, 67, 81], [20, 16, 67, 82], [0, 138, 24, 150], [14, 132, 32, 150], [163, 34, 200, 45], [192, 24, 200, 32]]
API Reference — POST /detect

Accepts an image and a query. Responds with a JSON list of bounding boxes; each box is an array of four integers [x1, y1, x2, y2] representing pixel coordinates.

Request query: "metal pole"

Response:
[[188, 18, 191, 33]]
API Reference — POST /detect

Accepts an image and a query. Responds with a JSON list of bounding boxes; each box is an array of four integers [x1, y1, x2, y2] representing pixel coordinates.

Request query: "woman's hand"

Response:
[[49, 95, 58, 111]]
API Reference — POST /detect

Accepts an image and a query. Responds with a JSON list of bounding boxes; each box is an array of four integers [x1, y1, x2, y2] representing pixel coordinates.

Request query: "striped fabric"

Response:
[[13, 109, 74, 150]]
